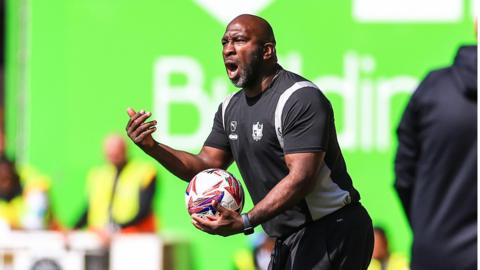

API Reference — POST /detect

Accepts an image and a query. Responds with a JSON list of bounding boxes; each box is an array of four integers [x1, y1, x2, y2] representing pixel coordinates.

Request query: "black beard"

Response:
[[231, 48, 263, 88]]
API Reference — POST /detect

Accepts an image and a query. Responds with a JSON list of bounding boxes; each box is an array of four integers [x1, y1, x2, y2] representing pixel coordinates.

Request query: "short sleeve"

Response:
[[282, 87, 331, 154], [204, 104, 231, 151]]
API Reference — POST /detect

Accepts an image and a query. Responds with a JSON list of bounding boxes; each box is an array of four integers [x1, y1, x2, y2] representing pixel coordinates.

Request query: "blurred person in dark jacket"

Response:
[[394, 45, 477, 270]]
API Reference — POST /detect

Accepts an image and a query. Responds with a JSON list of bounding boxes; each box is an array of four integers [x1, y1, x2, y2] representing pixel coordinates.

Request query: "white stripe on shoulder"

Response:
[[274, 81, 319, 149], [221, 93, 235, 131]]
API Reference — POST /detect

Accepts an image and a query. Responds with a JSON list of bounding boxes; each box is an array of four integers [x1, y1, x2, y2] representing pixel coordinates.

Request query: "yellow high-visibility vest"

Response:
[[0, 196, 23, 229], [86, 160, 156, 229], [0, 166, 50, 230], [368, 253, 410, 270], [233, 249, 256, 270]]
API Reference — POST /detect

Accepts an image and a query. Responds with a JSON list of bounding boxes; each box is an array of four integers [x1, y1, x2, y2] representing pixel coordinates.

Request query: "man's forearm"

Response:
[[127, 108, 231, 181], [247, 152, 323, 228], [143, 143, 208, 182], [247, 173, 314, 228]]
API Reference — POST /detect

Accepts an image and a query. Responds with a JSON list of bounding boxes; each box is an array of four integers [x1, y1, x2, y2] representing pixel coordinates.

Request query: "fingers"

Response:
[[192, 214, 217, 226], [212, 200, 228, 215], [212, 200, 219, 208], [127, 111, 151, 133], [131, 120, 157, 139], [126, 109, 155, 140], [191, 218, 202, 229], [206, 215, 217, 221], [133, 126, 156, 144], [126, 108, 137, 130], [191, 211, 240, 237], [126, 107, 136, 117], [192, 215, 215, 234]]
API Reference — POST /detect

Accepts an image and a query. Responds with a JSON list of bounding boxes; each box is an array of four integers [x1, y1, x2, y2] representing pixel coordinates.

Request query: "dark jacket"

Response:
[[394, 45, 477, 270]]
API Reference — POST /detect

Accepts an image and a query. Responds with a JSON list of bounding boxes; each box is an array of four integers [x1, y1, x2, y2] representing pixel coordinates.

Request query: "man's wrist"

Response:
[[143, 141, 159, 155], [241, 213, 254, 235]]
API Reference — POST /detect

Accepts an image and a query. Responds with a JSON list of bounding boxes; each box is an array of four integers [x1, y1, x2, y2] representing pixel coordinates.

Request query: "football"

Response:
[[185, 168, 244, 217]]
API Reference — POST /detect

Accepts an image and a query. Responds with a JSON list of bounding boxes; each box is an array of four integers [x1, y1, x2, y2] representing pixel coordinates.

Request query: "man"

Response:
[[75, 134, 157, 233], [127, 14, 373, 269], [0, 155, 51, 230], [394, 45, 477, 270], [368, 227, 409, 270]]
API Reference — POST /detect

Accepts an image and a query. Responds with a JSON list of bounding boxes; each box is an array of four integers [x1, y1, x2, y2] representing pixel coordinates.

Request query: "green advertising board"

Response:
[[6, 0, 476, 269]]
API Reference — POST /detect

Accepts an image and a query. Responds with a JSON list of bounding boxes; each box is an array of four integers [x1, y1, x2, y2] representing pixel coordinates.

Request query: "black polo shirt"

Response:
[[205, 68, 360, 238]]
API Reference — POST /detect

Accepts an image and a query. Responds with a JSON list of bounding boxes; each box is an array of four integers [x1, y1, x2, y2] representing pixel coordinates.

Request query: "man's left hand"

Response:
[[191, 200, 244, 237]]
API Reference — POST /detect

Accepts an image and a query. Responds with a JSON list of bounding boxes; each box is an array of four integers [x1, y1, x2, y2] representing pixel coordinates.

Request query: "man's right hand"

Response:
[[126, 107, 158, 150]]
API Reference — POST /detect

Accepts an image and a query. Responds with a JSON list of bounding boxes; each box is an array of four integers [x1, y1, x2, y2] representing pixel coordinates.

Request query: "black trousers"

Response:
[[268, 203, 374, 270]]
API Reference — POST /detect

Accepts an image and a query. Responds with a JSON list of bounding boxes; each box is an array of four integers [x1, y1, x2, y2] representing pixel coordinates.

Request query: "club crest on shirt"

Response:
[[252, 122, 263, 141], [230, 121, 237, 132], [229, 121, 238, 140]]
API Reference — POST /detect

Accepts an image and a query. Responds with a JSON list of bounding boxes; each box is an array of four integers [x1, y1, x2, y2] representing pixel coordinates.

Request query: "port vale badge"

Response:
[[229, 121, 238, 140], [230, 121, 237, 132], [252, 122, 263, 141]]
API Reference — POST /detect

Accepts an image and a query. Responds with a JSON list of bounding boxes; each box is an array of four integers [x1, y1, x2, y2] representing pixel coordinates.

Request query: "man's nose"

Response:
[[223, 42, 235, 57]]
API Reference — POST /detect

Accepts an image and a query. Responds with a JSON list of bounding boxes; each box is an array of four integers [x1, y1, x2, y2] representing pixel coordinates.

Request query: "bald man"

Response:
[[104, 134, 128, 169], [75, 134, 157, 233], [127, 15, 373, 269]]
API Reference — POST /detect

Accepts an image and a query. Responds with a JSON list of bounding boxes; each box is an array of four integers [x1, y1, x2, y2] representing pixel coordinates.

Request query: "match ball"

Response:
[[185, 168, 244, 217]]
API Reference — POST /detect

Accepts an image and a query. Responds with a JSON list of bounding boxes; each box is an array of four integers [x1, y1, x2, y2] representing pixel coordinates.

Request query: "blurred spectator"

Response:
[[252, 233, 275, 270], [394, 45, 477, 270], [233, 232, 275, 270], [368, 227, 409, 270], [0, 131, 4, 155], [233, 248, 256, 270], [74, 134, 158, 234], [0, 155, 51, 231]]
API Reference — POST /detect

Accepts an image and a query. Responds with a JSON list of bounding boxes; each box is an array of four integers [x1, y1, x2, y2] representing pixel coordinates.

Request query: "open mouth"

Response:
[[225, 61, 239, 80]]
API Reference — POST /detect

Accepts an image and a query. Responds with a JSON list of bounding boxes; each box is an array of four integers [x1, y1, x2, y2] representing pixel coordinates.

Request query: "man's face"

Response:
[[372, 230, 388, 260], [222, 21, 263, 88], [0, 163, 17, 195], [104, 137, 127, 168]]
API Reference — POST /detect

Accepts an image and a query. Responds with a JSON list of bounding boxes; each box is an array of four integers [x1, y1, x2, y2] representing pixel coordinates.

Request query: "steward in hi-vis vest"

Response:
[[75, 135, 158, 233], [0, 157, 51, 230]]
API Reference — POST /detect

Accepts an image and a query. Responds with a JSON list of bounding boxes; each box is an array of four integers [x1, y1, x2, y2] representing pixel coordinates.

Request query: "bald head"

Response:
[[222, 14, 278, 89], [104, 134, 127, 168], [228, 14, 276, 45]]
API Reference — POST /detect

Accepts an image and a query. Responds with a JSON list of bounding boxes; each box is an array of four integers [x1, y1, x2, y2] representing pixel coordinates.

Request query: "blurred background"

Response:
[[1, 0, 477, 269]]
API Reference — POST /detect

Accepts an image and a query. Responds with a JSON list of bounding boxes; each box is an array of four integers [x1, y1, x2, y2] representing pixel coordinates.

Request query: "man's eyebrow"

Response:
[[231, 33, 249, 39]]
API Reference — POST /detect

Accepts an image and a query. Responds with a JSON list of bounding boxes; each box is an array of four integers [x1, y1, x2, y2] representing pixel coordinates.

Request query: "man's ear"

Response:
[[263, 43, 275, 60]]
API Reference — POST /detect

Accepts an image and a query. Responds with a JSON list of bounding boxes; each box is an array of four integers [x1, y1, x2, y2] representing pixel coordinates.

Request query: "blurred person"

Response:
[[233, 232, 275, 270], [126, 14, 373, 269], [233, 248, 256, 270], [0, 155, 51, 230], [253, 233, 276, 270], [368, 227, 409, 270], [0, 130, 4, 155], [394, 45, 477, 270], [74, 134, 157, 234]]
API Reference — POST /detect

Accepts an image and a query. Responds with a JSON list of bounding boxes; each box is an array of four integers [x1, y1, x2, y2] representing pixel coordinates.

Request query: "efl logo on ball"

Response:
[[185, 168, 244, 217]]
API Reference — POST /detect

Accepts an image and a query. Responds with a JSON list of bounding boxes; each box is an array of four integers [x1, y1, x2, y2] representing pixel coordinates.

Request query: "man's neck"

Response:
[[244, 64, 280, 97], [114, 160, 128, 172]]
